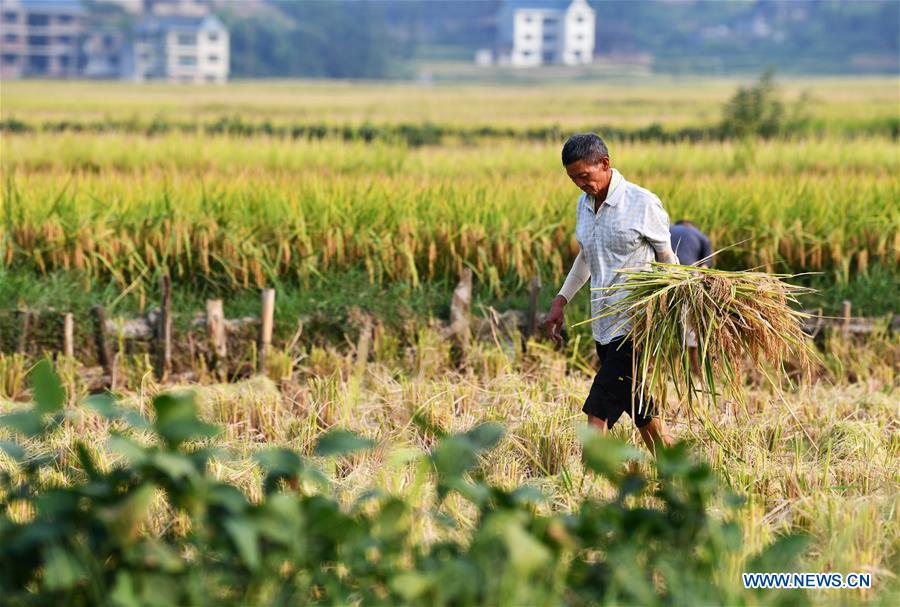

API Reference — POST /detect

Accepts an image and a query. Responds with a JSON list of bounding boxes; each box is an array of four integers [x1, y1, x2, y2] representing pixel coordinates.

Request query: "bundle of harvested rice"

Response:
[[576, 263, 816, 412]]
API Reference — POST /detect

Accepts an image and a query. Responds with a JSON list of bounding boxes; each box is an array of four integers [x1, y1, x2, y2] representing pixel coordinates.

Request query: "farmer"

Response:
[[670, 220, 713, 378], [544, 133, 675, 453], [670, 220, 712, 269]]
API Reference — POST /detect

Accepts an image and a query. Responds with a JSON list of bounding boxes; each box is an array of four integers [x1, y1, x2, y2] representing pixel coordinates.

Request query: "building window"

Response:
[[205, 74, 217, 82], [178, 55, 197, 66], [522, 50, 531, 57], [576, 34, 584, 41], [2, 53, 18, 64], [27, 35, 49, 46], [543, 51, 554, 63], [2, 12, 17, 23], [59, 56, 70, 68], [57, 15, 73, 24], [57, 35, 71, 44], [104, 34, 115, 48], [27, 55, 48, 70], [208, 54, 219, 62], [3, 34, 18, 43], [524, 33, 532, 40], [177, 33, 197, 46], [576, 15, 585, 23], [27, 14, 50, 27], [207, 32, 219, 42], [524, 15, 532, 23]]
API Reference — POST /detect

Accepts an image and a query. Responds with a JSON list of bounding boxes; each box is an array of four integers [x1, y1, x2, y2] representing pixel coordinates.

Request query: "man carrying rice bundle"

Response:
[[544, 133, 677, 454]]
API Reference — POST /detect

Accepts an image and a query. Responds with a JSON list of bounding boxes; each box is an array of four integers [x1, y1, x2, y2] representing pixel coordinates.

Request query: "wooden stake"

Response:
[[156, 274, 172, 380], [16, 310, 31, 354], [206, 299, 227, 373], [841, 300, 852, 336], [526, 273, 542, 340], [448, 268, 472, 340], [91, 305, 112, 374], [63, 313, 74, 358], [258, 288, 276, 373]]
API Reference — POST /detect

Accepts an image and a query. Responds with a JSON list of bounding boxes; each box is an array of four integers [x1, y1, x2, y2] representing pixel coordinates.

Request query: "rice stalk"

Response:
[[580, 263, 817, 414]]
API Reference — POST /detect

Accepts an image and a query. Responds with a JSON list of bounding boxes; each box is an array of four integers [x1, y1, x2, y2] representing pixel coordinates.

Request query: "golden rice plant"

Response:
[[580, 264, 817, 414]]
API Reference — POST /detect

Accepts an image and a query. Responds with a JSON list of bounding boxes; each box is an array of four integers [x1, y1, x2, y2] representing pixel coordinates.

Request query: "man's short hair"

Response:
[[675, 219, 697, 229], [561, 133, 609, 166]]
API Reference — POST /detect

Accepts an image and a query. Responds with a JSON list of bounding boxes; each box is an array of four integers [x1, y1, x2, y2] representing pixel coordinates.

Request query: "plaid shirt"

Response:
[[575, 170, 672, 344]]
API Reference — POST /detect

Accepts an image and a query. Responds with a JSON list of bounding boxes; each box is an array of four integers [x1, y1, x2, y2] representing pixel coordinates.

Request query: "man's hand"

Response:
[[655, 246, 679, 265], [544, 295, 568, 346]]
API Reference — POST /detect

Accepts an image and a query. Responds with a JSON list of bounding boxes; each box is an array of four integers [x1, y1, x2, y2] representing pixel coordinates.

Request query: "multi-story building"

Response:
[[0, 0, 228, 81], [497, 0, 595, 68], [132, 12, 227, 83], [81, 26, 129, 78], [0, 0, 87, 79]]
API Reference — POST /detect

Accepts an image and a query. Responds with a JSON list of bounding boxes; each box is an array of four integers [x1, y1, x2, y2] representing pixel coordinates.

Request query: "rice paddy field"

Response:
[[1, 78, 898, 605]]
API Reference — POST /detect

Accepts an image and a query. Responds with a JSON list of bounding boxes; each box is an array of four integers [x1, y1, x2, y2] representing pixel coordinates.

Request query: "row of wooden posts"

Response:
[[5, 269, 893, 384], [13, 276, 276, 382]]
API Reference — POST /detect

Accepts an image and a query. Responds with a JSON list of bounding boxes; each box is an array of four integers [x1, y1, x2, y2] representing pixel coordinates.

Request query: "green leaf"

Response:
[[254, 447, 303, 476], [314, 429, 374, 457], [503, 520, 551, 575], [110, 572, 140, 607], [223, 517, 260, 570], [32, 359, 64, 414], [43, 544, 86, 590], [577, 426, 644, 479], [0, 410, 44, 437], [748, 534, 811, 573], [431, 435, 478, 479], [510, 485, 546, 505], [152, 392, 217, 448], [431, 423, 506, 483], [128, 541, 185, 573], [390, 572, 433, 601], [86, 394, 150, 430], [209, 483, 250, 514], [151, 452, 199, 481], [464, 423, 504, 451], [107, 434, 149, 466], [0, 439, 26, 462], [84, 393, 118, 417], [440, 477, 490, 505], [99, 483, 155, 543]]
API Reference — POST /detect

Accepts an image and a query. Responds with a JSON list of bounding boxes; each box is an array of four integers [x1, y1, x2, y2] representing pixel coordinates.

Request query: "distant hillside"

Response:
[[404, 0, 899, 75], [210, 0, 898, 78]]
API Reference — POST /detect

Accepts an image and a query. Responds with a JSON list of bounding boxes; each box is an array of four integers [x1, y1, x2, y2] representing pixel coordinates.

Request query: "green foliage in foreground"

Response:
[[0, 362, 809, 606]]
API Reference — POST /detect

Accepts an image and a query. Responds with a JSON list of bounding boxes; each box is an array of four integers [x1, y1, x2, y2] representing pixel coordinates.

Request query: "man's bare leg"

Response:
[[688, 346, 701, 380], [638, 418, 673, 455], [587, 414, 608, 434]]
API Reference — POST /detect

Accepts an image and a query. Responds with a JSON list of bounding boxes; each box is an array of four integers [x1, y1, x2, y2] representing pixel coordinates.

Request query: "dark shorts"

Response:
[[582, 337, 656, 429]]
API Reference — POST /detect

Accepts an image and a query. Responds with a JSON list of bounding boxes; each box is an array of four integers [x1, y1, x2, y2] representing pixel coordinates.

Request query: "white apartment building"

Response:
[[133, 13, 227, 83], [0, 0, 87, 79], [498, 0, 595, 67]]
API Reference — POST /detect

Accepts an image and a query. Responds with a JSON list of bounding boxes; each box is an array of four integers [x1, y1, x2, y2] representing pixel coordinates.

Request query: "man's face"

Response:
[[565, 156, 611, 198]]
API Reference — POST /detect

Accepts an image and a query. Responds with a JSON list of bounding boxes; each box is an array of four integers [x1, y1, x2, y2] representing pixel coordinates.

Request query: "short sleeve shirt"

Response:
[[575, 169, 672, 344], [669, 224, 711, 266]]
